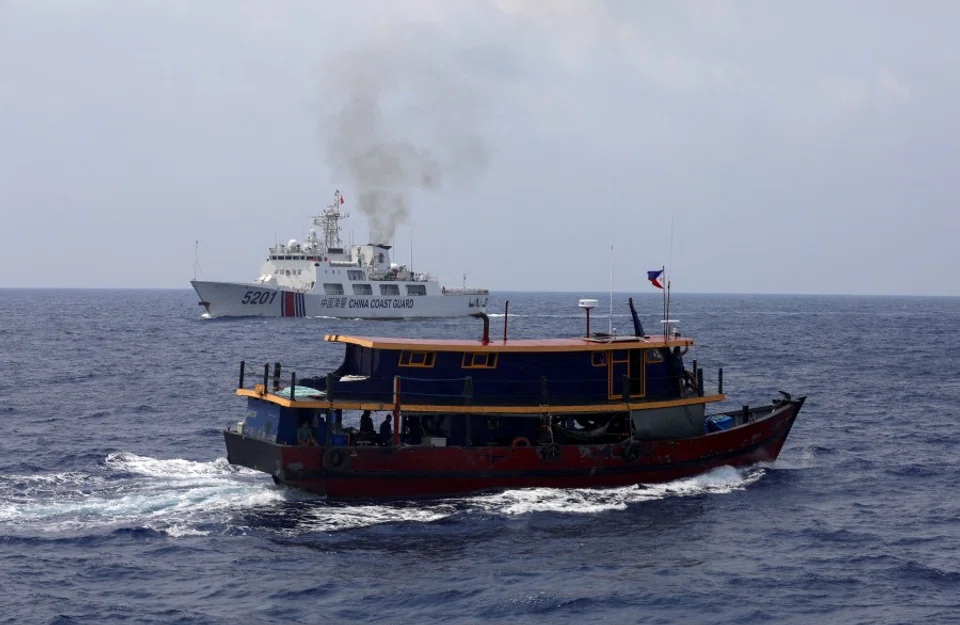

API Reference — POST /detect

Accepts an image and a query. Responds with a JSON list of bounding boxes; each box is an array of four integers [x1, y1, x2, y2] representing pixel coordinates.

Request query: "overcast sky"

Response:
[[1, 1, 958, 295]]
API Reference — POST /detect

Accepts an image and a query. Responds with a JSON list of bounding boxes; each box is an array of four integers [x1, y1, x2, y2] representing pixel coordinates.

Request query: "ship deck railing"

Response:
[[439, 287, 489, 295], [235, 361, 725, 409]]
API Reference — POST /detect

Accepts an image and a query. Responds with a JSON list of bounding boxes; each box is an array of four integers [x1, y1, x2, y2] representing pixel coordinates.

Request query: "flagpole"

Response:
[[662, 264, 667, 339]]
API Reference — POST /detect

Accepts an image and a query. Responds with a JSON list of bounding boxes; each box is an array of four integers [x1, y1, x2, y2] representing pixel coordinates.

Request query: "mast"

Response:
[[311, 190, 349, 253], [662, 264, 667, 339], [666, 215, 675, 337], [609, 241, 614, 335], [609, 197, 615, 335], [666, 277, 672, 337]]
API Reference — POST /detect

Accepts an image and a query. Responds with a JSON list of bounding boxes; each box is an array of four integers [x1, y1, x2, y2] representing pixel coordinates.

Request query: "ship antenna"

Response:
[[661, 264, 667, 339], [194, 239, 199, 281], [609, 197, 615, 335], [312, 189, 349, 254], [608, 243, 615, 335], [666, 215, 675, 338], [666, 277, 672, 338]]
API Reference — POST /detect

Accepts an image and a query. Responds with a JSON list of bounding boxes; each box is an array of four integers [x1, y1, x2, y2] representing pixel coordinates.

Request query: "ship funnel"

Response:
[[471, 311, 490, 345]]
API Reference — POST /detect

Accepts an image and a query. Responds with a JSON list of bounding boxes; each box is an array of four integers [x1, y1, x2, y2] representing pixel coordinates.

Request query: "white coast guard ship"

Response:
[[191, 191, 489, 318]]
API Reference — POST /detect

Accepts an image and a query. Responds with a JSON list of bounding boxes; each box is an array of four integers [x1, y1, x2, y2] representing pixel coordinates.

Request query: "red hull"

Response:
[[225, 400, 802, 500]]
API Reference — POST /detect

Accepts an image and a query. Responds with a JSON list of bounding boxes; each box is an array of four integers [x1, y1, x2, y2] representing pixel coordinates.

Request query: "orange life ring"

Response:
[[511, 437, 531, 448]]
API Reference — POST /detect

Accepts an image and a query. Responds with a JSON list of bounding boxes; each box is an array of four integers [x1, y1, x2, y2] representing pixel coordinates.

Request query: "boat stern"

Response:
[[223, 428, 285, 480]]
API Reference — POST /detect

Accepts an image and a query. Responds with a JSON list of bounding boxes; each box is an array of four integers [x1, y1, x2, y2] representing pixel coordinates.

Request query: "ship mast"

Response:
[[311, 190, 349, 252]]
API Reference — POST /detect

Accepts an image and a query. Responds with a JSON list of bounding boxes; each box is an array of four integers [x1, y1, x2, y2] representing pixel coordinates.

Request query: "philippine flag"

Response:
[[647, 269, 664, 290]]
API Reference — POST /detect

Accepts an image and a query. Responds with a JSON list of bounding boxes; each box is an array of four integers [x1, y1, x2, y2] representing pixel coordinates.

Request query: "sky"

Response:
[[1, 0, 958, 295]]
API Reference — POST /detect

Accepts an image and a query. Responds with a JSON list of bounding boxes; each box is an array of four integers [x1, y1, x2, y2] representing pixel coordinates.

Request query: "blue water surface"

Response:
[[1, 289, 958, 624]]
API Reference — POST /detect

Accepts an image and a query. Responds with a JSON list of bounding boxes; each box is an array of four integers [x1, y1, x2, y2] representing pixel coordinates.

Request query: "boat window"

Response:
[[399, 351, 435, 367], [406, 284, 427, 296], [352, 284, 373, 295], [347, 270, 365, 281], [380, 284, 400, 296], [591, 351, 607, 367], [462, 352, 499, 369], [323, 283, 345, 295], [646, 348, 664, 363]]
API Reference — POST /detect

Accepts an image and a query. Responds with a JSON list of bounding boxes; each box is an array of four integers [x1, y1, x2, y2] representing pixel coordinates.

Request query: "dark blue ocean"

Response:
[[1, 290, 958, 624]]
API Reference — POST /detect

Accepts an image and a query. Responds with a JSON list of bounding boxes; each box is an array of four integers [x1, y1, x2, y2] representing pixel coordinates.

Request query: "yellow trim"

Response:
[[398, 350, 436, 368], [606, 349, 631, 400], [236, 388, 724, 413], [325, 334, 694, 353], [461, 352, 499, 369]]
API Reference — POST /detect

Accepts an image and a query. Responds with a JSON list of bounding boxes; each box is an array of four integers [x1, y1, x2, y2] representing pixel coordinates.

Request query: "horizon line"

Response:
[[0, 287, 956, 298]]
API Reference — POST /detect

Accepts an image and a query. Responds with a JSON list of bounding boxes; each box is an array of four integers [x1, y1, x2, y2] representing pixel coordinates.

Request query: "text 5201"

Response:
[[241, 291, 278, 305]]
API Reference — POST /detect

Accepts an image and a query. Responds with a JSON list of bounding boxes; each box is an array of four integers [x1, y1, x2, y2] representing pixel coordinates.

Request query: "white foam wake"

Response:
[[280, 465, 765, 533], [469, 465, 765, 516], [0, 453, 285, 537], [292, 503, 456, 534], [0, 461, 766, 537]]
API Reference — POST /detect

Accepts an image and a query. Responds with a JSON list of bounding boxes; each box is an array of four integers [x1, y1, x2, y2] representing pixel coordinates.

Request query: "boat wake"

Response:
[[0, 460, 764, 538], [470, 465, 766, 516], [0, 453, 290, 537], [280, 465, 766, 534]]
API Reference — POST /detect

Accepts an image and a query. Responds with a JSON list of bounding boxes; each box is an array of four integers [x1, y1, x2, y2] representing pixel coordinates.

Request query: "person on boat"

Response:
[[379, 414, 393, 446], [297, 418, 317, 446], [401, 415, 423, 445], [359, 410, 374, 434], [671, 346, 697, 393], [661, 348, 684, 397], [356, 410, 376, 443]]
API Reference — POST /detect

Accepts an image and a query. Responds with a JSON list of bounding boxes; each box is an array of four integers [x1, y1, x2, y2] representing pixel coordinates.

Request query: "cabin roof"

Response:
[[323, 334, 695, 352]]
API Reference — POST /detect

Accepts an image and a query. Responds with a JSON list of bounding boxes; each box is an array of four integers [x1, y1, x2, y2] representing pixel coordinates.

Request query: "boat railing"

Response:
[[367, 274, 434, 283], [440, 287, 490, 295], [236, 361, 726, 407]]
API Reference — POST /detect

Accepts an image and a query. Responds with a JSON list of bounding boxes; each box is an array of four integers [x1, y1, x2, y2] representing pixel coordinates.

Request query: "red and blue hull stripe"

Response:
[[281, 292, 306, 317]]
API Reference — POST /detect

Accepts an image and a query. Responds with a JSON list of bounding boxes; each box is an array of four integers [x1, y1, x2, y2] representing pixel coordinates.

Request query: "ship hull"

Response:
[[224, 398, 803, 500], [191, 280, 489, 319]]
